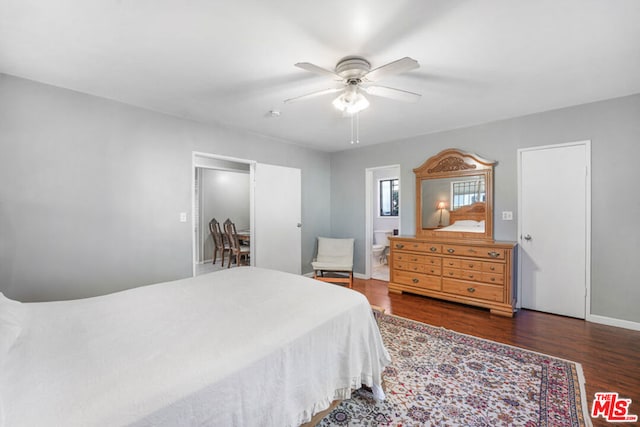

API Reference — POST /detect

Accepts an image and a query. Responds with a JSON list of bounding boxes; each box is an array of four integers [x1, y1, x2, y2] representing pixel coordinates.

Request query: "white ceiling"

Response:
[[2, 0, 639, 152]]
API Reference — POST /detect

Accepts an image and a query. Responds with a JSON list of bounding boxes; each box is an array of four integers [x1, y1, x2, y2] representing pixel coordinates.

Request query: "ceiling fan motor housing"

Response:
[[335, 56, 371, 80]]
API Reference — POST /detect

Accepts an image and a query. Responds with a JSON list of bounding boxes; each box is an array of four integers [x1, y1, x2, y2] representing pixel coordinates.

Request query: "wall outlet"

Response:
[[502, 211, 513, 220], [179, 212, 187, 222]]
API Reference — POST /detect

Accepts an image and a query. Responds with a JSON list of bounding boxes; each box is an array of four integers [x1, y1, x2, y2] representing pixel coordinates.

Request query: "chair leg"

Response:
[[212, 248, 217, 265]]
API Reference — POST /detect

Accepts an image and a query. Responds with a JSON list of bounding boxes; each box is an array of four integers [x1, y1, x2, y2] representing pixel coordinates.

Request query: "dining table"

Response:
[[236, 229, 251, 245]]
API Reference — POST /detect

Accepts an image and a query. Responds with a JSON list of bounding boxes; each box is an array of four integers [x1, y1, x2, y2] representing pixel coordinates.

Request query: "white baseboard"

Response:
[[587, 314, 640, 331]]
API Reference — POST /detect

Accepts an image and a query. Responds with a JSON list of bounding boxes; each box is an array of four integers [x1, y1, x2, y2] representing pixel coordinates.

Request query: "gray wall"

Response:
[[330, 93, 640, 324], [0, 74, 331, 301], [2, 72, 639, 324]]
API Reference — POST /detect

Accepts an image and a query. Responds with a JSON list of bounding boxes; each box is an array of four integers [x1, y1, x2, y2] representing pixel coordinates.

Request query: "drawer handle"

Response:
[[468, 264, 474, 268], [430, 269, 435, 273], [448, 262, 455, 266], [447, 248, 455, 253], [412, 278, 419, 283], [467, 287, 476, 293], [488, 251, 500, 258], [490, 277, 496, 282], [468, 274, 474, 279], [448, 272, 454, 276], [430, 246, 438, 252], [490, 266, 496, 271], [396, 244, 405, 249]]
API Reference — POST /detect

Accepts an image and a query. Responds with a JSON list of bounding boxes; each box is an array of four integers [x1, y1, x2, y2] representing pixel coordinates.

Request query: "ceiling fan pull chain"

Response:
[[356, 112, 360, 144], [350, 113, 355, 144]]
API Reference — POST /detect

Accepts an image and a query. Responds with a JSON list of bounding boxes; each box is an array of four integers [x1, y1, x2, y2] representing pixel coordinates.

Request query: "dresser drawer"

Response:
[[424, 256, 442, 267], [392, 241, 441, 253], [393, 253, 425, 263], [461, 270, 481, 281], [393, 270, 441, 291], [461, 260, 482, 270], [395, 261, 425, 273], [424, 265, 442, 276], [442, 258, 461, 269], [442, 244, 505, 260], [482, 273, 504, 285], [482, 262, 504, 274], [442, 278, 504, 302], [443, 267, 461, 279]]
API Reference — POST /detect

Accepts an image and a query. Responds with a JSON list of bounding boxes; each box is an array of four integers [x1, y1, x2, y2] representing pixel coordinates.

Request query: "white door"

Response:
[[518, 142, 590, 318], [254, 163, 302, 274]]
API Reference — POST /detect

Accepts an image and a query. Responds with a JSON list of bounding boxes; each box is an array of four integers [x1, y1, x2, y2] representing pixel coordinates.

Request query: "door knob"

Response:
[[523, 234, 532, 241], [297, 223, 302, 228]]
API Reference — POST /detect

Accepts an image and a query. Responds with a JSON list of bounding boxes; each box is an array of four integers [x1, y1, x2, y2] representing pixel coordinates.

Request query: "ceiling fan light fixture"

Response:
[[332, 86, 370, 114]]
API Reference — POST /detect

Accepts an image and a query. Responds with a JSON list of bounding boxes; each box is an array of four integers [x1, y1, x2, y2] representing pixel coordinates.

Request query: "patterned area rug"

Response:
[[318, 313, 591, 426]]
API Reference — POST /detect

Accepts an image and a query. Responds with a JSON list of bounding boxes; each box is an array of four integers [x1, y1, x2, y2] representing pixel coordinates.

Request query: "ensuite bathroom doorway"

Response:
[[365, 165, 401, 281]]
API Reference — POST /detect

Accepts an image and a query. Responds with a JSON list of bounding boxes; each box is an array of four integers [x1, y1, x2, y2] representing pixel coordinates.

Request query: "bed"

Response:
[[0, 267, 390, 427], [435, 201, 486, 233]]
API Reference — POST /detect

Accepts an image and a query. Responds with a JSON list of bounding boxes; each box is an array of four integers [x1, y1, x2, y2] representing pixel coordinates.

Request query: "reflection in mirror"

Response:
[[414, 148, 495, 241], [421, 175, 486, 229]]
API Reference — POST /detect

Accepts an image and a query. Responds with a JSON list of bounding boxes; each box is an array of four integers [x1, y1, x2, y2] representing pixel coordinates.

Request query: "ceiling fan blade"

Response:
[[284, 87, 343, 104], [363, 85, 422, 103], [363, 57, 419, 82], [294, 62, 343, 80]]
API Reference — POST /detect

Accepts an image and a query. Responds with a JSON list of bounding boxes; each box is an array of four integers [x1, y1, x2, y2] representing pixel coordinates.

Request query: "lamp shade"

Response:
[[437, 201, 447, 210], [332, 86, 370, 114]]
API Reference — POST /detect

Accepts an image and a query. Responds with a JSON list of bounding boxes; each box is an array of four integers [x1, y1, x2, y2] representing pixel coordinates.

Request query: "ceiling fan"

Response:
[[284, 56, 421, 114]]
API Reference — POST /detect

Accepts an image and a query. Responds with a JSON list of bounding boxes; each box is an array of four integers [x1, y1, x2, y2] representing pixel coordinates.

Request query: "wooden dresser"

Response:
[[388, 236, 516, 316]]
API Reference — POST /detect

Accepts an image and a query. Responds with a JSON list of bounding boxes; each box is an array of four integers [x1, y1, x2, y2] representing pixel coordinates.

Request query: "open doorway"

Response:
[[192, 153, 255, 276], [192, 152, 303, 276], [365, 165, 401, 281]]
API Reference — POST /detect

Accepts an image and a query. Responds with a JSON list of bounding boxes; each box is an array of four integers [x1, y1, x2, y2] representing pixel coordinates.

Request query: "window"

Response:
[[379, 178, 399, 216], [451, 179, 485, 210]]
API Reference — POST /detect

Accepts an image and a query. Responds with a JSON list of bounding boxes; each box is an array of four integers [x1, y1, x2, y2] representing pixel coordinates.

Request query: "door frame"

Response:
[[191, 151, 256, 277], [365, 164, 401, 279], [516, 140, 591, 319]]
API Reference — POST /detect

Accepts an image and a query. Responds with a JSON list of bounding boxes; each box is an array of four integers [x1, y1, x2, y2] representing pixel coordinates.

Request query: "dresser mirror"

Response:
[[414, 149, 495, 241]]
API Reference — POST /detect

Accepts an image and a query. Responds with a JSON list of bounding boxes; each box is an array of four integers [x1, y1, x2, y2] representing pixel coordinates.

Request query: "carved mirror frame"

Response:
[[415, 149, 495, 242]]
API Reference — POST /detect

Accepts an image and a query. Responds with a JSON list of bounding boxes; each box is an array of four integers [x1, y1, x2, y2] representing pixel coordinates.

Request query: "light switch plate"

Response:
[[502, 211, 513, 220], [179, 212, 187, 222]]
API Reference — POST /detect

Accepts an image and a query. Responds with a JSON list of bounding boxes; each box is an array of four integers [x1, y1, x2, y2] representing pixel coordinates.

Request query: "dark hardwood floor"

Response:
[[352, 278, 640, 427]]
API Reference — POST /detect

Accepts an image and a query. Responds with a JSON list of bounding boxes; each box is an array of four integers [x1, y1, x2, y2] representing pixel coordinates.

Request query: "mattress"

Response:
[[0, 267, 390, 426]]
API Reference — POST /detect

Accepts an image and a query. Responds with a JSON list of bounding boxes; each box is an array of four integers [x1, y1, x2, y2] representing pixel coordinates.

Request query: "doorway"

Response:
[[192, 153, 254, 276], [517, 141, 591, 318], [192, 152, 303, 276], [365, 165, 401, 280]]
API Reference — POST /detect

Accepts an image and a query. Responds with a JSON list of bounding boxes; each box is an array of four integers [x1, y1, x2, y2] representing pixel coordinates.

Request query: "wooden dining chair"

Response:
[[224, 220, 250, 268], [209, 218, 230, 266]]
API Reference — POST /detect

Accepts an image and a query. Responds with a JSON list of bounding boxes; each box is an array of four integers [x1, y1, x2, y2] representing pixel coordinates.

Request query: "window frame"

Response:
[[379, 178, 399, 217]]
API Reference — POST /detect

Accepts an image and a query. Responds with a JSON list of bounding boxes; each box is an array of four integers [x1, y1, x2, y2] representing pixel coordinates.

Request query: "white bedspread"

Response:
[[434, 220, 485, 233], [1, 267, 390, 427]]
